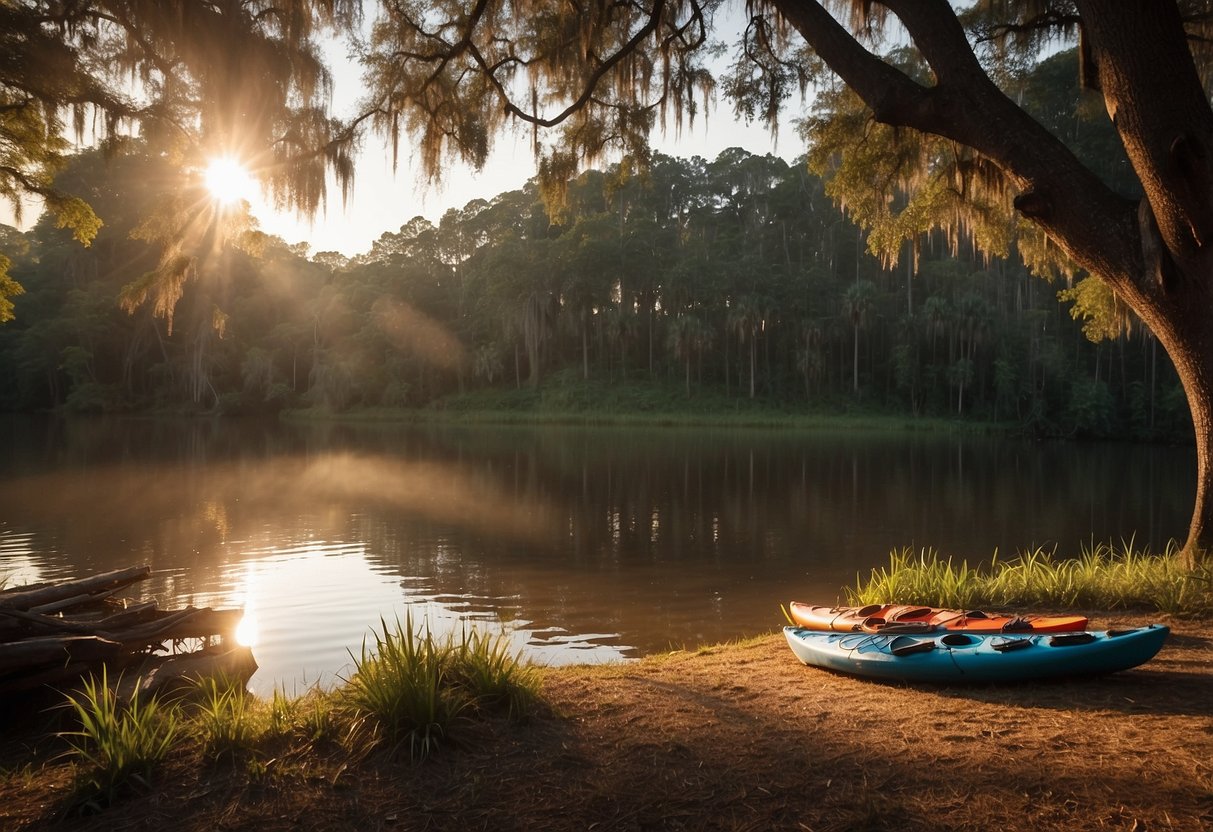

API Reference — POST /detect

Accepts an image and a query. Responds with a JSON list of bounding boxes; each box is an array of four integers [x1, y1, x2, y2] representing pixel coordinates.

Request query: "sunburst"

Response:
[[204, 156, 256, 206]]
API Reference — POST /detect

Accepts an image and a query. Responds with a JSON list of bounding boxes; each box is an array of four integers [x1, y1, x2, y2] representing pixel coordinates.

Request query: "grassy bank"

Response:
[[281, 375, 1016, 433], [849, 542, 1213, 615], [45, 618, 539, 809]]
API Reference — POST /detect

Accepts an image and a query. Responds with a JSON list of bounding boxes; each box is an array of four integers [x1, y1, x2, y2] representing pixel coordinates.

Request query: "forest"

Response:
[[0, 49, 1193, 444]]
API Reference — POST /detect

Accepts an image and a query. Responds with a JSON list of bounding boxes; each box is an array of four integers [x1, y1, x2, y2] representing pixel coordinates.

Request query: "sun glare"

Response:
[[236, 603, 259, 648], [204, 157, 256, 206]]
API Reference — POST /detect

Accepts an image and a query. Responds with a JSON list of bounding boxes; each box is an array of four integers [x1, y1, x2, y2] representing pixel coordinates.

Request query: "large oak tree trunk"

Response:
[[1137, 298, 1213, 568]]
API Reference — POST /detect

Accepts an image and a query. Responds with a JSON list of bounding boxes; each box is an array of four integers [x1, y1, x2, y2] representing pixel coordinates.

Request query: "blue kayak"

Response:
[[783, 624, 1169, 683]]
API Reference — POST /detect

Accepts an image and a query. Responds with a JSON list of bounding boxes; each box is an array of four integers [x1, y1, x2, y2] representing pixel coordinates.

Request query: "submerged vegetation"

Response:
[[849, 542, 1213, 615]]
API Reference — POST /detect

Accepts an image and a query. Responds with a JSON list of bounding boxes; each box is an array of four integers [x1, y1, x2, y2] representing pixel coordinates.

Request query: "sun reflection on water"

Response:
[[206, 540, 633, 696], [235, 604, 258, 648]]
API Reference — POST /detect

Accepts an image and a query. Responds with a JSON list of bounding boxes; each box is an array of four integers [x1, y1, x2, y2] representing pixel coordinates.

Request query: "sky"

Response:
[[2, 17, 803, 259], [250, 29, 800, 257]]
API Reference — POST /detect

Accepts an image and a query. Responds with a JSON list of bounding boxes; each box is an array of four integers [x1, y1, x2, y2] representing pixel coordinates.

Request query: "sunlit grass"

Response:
[[190, 675, 261, 759], [848, 541, 1213, 615], [341, 615, 539, 760], [59, 668, 180, 802], [448, 628, 541, 719], [43, 615, 540, 808], [342, 615, 464, 761]]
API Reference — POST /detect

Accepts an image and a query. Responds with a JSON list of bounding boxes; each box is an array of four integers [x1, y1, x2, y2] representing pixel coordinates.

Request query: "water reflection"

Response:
[[0, 415, 1194, 694], [189, 543, 630, 696]]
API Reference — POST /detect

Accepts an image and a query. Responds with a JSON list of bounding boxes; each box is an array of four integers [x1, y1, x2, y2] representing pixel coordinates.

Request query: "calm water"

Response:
[[0, 415, 1194, 694]]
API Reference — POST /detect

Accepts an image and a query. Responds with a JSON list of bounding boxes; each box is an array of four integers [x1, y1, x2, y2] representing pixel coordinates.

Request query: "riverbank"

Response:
[[281, 403, 998, 433], [2, 611, 1209, 832], [278, 377, 1021, 435]]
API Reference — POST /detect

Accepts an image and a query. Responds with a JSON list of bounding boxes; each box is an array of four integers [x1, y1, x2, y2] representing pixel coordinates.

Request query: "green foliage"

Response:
[[60, 669, 180, 802], [849, 543, 1213, 615], [804, 59, 1016, 274], [342, 616, 468, 761], [0, 253, 23, 323], [0, 137, 1190, 445], [1066, 379, 1116, 438], [48, 196, 103, 247], [342, 615, 539, 760], [191, 675, 261, 760], [449, 628, 541, 719]]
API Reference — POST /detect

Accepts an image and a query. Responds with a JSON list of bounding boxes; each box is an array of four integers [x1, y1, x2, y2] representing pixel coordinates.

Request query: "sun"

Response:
[[204, 157, 256, 206]]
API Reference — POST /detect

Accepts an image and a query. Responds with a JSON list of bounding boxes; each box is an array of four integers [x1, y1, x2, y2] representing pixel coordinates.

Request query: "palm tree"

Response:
[[667, 314, 709, 397], [794, 320, 826, 402], [728, 295, 767, 399], [841, 280, 878, 393]]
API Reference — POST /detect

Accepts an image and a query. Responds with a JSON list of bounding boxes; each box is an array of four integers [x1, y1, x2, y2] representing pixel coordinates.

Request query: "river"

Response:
[[0, 415, 1193, 694]]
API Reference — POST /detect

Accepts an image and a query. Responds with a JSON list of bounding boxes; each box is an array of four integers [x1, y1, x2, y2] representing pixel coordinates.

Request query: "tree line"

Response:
[[0, 143, 1191, 443]]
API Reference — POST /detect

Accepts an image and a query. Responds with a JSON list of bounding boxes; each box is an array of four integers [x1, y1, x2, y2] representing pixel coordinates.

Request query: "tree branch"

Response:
[[774, 0, 1142, 290]]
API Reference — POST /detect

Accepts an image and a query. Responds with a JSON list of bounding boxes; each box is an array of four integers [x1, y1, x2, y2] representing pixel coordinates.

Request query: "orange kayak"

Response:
[[787, 601, 1088, 634]]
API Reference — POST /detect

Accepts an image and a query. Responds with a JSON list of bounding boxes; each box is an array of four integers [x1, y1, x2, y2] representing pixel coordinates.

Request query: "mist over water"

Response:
[[0, 415, 1193, 694]]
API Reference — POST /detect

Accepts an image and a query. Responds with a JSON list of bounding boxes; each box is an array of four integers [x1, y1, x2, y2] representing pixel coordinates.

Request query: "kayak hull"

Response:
[[783, 625, 1169, 683], [788, 601, 1088, 634]]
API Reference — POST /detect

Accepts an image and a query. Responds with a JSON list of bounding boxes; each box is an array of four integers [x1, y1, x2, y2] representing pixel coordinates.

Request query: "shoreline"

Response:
[[2, 611, 1210, 831]]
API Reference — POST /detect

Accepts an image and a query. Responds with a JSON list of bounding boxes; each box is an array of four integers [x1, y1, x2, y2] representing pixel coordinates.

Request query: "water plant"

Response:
[[60, 668, 179, 801]]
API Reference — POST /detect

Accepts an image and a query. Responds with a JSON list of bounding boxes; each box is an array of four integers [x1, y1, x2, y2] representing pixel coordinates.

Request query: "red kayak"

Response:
[[787, 601, 1089, 634]]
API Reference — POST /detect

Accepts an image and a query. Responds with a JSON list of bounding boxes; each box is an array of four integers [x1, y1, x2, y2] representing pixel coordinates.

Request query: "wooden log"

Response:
[[0, 567, 251, 697], [0, 605, 240, 649], [153, 608, 243, 643], [28, 585, 124, 616], [94, 601, 161, 630], [122, 646, 258, 701], [0, 565, 152, 611], [0, 606, 99, 636]]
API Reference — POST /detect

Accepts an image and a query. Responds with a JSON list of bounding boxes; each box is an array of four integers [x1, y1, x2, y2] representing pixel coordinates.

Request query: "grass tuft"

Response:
[[341, 615, 467, 761], [449, 627, 540, 719], [848, 541, 1213, 615], [341, 615, 540, 760], [191, 675, 261, 759], [59, 668, 179, 803]]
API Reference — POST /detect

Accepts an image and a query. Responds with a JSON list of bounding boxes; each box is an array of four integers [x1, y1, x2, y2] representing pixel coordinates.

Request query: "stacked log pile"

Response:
[[0, 565, 254, 698]]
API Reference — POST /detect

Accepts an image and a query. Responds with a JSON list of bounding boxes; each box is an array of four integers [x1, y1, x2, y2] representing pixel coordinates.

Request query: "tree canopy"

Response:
[[1, 0, 362, 321]]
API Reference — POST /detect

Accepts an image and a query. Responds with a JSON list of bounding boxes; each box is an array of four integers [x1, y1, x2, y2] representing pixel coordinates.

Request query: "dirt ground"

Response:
[[1, 612, 1211, 832]]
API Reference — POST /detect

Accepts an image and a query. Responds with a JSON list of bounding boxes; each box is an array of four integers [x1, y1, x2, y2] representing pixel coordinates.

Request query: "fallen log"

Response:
[[0, 565, 152, 611], [28, 585, 125, 616], [0, 566, 250, 700], [0, 602, 240, 646], [119, 646, 258, 701]]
